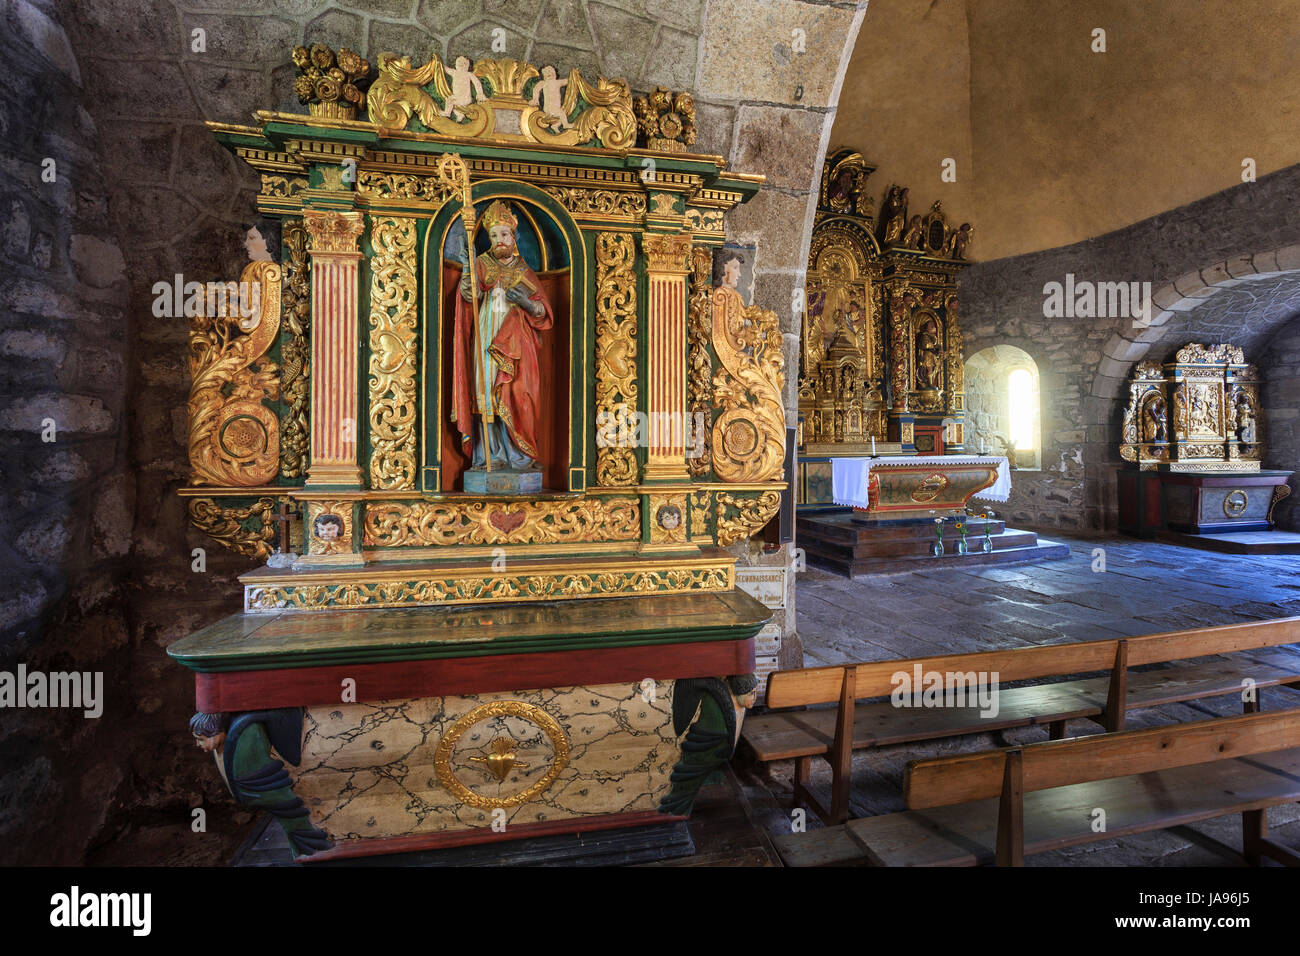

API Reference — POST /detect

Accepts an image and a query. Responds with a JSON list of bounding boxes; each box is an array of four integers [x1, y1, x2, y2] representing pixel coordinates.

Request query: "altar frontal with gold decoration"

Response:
[[167, 45, 784, 860]]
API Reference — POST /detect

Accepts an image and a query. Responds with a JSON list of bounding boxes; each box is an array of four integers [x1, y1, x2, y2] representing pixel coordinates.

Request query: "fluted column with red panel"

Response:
[[303, 209, 365, 488], [642, 232, 693, 483]]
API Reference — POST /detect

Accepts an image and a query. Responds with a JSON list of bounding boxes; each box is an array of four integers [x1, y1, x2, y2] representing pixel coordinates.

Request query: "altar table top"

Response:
[[831, 455, 1012, 508], [167, 589, 770, 673]]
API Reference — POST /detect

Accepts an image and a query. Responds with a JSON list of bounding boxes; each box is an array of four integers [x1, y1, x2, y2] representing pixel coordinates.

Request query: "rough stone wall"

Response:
[[0, 0, 133, 864], [2, 0, 866, 861], [959, 163, 1300, 532], [1260, 316, 1300, 531]]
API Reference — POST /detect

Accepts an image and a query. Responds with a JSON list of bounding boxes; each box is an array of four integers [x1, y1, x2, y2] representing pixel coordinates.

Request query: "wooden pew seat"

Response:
[[774, 747, 1300, 866], [773, 708, 1300, 867], [745, 649, 1300, 761]]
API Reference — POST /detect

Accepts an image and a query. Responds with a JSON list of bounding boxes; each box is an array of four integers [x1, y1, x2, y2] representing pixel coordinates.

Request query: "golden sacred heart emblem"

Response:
[[489, 510, 527, 534], [469, 737, 530, 782]]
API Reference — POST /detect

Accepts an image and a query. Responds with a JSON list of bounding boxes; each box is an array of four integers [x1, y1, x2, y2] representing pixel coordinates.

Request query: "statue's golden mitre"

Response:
[[481, 199, 518, 232]]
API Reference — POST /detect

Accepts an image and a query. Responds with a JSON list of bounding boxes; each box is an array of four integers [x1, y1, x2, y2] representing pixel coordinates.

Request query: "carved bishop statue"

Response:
[[452, 199, 555, 492]]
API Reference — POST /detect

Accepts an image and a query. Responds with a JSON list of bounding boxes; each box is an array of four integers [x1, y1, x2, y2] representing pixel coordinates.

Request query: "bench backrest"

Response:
[[904, 707, 1300, 810], [764, 616, 1300, 708]]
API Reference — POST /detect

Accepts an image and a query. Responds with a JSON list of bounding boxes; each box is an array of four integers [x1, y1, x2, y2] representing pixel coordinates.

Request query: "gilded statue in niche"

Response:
[[914, 314, 943, 392], [451, 200, 555, 486]]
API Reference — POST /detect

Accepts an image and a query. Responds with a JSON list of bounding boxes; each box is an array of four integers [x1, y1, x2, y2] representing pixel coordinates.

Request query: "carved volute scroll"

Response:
[[187, 260, 282, 486], [710, 285, 786, 482]]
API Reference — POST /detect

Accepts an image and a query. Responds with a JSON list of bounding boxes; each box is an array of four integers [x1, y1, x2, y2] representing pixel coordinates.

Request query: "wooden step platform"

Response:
[[798, 512, 1069, 577], [1158, 529, 1300, 555], [232, 813, 696, 867]]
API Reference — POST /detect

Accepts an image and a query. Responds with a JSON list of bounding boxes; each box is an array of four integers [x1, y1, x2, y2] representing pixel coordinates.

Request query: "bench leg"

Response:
[[1244, 689, 1262, 714], [793, 755, 811, 810], [1048, 719, 1067, 740], [1243, 809, 1266, 866]]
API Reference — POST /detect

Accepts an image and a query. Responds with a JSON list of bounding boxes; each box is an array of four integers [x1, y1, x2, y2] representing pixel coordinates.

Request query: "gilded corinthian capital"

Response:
[[303, 209, 365, 254]]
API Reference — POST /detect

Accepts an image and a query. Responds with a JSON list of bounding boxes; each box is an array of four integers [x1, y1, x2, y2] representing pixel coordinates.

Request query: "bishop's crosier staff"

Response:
[[437, 152, 493, 471]]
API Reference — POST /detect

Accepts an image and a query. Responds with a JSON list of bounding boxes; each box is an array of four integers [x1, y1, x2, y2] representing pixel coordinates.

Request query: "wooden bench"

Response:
[[772, 707, 1300, 867], [741, 617, 1300, 824]]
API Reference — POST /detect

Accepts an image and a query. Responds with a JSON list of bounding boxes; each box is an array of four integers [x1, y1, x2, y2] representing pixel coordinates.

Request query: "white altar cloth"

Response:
[[831, 455, 1012, 508]]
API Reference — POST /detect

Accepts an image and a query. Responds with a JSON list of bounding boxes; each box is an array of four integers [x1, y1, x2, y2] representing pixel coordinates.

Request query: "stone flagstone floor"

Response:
[[739, 532, 1300, 866]]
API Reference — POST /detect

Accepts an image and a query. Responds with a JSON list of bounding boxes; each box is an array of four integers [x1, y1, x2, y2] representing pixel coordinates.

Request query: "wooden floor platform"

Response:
[[798, 512, 1069, 576], [1158, 529, 1300, 555]]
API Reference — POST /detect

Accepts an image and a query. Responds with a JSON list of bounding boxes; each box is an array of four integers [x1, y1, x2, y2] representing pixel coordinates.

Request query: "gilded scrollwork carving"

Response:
[[187, 260, 282, 486], [279, 221, 310, 478], [687, 247, 714, 478], [188, 497, 278, 558], [363, 497, 640, 547], [260, 174, 308, 199], [594, 232, 639, 486], [246, 564, 733, 611], [367, 53, 635, 150], [543, 186, 646, 219], [368, 216, 419, 490], [714, 490, 781, 546], [356, 170, 457, 205], [710, 287, 785, 483]]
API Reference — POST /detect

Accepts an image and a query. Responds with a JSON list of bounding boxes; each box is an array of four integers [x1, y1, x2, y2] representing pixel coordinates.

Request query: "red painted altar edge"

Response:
[[195, 637, 755, 712]]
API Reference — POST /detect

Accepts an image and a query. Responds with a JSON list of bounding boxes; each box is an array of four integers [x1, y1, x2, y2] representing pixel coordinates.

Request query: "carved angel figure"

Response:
[[440, 55, 486, 120], [530, 65, 572, 130]]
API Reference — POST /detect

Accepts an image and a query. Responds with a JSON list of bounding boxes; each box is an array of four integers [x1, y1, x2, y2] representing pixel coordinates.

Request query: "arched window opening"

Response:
[[1008, 368, 1034, 451], [964, 345, 1041, 470]]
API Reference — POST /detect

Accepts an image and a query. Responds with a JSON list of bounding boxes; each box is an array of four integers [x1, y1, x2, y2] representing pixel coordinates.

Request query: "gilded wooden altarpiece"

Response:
[[180, 50, 785, 608], [1120, 343, 1263, 472], [172, 47, 784, 859], [797, 148, 971, 505]]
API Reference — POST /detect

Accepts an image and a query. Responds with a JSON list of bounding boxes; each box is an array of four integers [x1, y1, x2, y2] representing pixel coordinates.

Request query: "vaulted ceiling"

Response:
[[833, 0, 1300, 261]]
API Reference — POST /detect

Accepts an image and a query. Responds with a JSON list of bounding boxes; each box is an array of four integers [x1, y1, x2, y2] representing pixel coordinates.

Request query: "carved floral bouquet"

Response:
[[292, 44, 372, 119]]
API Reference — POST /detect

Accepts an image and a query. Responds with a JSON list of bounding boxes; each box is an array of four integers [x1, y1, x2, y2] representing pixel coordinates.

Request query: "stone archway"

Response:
[[1090, 243, 1300, 402]]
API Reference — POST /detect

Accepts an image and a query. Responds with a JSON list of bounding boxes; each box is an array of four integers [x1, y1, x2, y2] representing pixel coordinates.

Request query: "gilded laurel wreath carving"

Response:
[[187, 260, 282, 486], [188, 497, 278, 559], [363, 498, 640, 547], [710, 287, 786, 482], [368, 217, 419, 490], [433, 701, 571, 810], [594, 232, 638, 486]]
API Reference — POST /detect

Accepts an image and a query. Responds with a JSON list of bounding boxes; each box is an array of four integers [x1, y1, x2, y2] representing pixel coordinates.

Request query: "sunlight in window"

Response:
[[1008, 368, 1034, 450]]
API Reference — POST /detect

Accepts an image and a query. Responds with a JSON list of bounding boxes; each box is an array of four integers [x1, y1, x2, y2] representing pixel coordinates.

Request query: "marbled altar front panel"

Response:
[[291, 681, 681, 840]]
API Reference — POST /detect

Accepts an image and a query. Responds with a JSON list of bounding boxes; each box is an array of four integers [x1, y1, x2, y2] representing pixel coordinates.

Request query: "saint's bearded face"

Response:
[[488, 224, 516, 259]]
